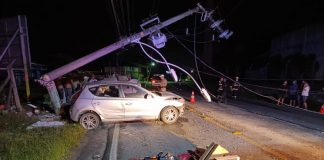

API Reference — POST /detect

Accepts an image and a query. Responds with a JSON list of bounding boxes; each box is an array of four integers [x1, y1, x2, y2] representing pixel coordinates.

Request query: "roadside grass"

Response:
[[0, 112, 86, 160]]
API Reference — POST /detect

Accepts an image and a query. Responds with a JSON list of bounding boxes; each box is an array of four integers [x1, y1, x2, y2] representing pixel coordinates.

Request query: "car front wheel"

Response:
[[79, 112, 100, 130], [160, 106, 179, 124]]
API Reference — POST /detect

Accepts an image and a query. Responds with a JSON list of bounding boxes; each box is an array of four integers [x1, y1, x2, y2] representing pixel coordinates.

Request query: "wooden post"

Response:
[[18, 16, 31, 102], [0, 76, 10, 93], [7, 65, 22, 112], [7, 82, 13, 107]]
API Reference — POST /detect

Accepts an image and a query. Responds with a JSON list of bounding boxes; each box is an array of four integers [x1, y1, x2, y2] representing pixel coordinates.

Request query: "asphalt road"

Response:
[[109, 85, 324, 160], [71, 84, 324, 160]]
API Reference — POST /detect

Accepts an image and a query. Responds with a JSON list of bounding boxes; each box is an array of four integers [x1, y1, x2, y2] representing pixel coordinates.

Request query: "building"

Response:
[[270, 22, 324, 78]]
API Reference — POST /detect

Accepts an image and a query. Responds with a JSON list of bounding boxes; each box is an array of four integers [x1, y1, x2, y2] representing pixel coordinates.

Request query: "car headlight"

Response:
[[166, 97, 185, 104], [178, 98, 185, 104]]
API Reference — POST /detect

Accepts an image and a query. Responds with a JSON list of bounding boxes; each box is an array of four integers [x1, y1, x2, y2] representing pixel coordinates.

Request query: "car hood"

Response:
[[153, 91, 183, 99]]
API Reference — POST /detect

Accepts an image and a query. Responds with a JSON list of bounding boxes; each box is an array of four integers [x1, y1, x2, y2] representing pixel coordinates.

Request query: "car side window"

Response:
[[89, 85, 120, 97], [121, 85, 147, 98], [89, 87, 98, 95]]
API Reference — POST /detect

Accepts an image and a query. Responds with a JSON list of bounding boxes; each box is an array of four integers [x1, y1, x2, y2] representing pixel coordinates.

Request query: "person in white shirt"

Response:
[[89, 75, 98, 83], [159, 75, 167, 92], [301, 81, 310, 109]]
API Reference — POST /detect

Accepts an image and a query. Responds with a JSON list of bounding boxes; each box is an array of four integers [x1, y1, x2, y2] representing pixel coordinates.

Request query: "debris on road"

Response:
[[129, 142, 240, 160], [26, 112, 33, 117], [26, 121, 65, 130], [27, 103, 38, 109], [38, 113, 61, 122], [26, 113, 64, 129]]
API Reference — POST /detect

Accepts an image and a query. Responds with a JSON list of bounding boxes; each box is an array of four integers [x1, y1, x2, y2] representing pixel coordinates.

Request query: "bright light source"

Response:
[[151, 62, 155, 66]]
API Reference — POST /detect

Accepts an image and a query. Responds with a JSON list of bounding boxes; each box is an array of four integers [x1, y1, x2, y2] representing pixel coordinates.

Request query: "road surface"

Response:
[[102, 85, 324, 160]]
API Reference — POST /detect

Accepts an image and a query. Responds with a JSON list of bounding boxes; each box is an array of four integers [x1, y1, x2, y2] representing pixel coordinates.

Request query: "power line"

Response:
[[193, 14, 206, 90], [110, 0, 122, 39]]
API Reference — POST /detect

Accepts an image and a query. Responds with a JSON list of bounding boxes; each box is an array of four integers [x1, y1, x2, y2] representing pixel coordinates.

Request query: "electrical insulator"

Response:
[[149, 32, 167, 49]]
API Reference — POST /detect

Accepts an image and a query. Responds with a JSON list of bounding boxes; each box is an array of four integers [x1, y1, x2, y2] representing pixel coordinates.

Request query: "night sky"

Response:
[[1, 0, 323, 74]]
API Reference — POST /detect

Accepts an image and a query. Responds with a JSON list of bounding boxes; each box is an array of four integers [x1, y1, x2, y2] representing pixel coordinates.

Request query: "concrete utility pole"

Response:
[[38, 3, 221, 114]]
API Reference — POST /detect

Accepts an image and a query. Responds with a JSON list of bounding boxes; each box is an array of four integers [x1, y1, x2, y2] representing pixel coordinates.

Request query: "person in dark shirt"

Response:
[[231, 76, 240, 100], [277, 80, 288, 106], [217, 77, 224, 103], [222, 78, 228, 104], [288, 80, 298, 107]]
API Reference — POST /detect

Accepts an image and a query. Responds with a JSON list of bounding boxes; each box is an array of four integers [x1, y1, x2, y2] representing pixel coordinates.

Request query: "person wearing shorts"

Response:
[[288, 80, 298, 107], [301, 81, 310, 109]]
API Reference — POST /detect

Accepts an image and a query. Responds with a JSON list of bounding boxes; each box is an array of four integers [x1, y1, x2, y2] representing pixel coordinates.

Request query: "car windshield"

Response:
[[152, 76, 161, 79], [121, 85, 147, 98]]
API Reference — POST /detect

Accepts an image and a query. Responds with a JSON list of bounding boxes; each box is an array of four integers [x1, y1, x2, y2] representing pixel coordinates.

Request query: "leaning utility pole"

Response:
[[37, 3, 230, 114]]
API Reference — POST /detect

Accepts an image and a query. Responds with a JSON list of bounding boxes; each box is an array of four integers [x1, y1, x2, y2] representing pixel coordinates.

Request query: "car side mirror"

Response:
[[152, 91, 162, 96], [144, 94, 154, 99]]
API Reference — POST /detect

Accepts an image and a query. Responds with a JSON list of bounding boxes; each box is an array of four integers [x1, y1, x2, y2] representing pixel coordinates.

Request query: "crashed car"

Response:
[[70, 81, 185, 129]]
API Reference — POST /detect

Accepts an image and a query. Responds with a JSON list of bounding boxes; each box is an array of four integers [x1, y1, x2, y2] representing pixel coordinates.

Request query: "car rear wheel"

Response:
[[160, 106, 179, 124], [79, 112, 100, 130]]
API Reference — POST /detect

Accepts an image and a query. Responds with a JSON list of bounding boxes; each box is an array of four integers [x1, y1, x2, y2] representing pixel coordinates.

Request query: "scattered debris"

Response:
[[232, 131, 242, 135], [26, 112, 33, 117], [38, 114, 61, 122], [27, 103, 38, 109], [27, 121, 65, 130], [130, 142, 240, 160], [34, 109, 40, 114], [92, 153, 101, 160], [26, 113, 64, 129]]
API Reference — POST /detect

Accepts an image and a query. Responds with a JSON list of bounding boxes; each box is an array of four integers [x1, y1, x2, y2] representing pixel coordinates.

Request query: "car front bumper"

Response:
[[178, 105, 185, 117]]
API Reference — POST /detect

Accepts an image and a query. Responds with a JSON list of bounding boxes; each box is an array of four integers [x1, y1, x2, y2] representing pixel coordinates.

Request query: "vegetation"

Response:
[[0, 112, 86, 160]]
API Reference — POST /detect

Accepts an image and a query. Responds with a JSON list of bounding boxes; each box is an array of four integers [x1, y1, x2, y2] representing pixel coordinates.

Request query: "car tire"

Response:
[[160, 106, 179, 124], [79, 112, 100, 130]]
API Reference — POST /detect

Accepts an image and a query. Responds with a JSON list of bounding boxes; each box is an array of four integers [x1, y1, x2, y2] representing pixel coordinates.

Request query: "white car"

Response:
[[70, 81, 185, 129]]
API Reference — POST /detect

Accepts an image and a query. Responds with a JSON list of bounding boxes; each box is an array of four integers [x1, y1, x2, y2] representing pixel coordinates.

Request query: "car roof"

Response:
[[85, 80, 139, 87]]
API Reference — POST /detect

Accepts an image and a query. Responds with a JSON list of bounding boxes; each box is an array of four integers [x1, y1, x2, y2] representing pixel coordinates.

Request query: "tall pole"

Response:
[[38, 4, 223, 114], [18, 15, 31, 102], [40, 6, 200, 82]]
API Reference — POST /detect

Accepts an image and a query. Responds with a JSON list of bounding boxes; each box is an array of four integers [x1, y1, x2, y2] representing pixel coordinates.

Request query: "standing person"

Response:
[[160, 74, 168, 92], [301, 81, 310, 109], [64, 79, 73, 104], [81, 76, 89, 87], [297, 81, 304, 107], [89, 74, 98, 83], [222, 78, 228, 104], [72, 78, 81, 93], [231, 76, 240, 100], [217, 77, 224, 103], [288, 80, 298, 107], [56, 79, 65, 104], [277, 80, 288, 106]]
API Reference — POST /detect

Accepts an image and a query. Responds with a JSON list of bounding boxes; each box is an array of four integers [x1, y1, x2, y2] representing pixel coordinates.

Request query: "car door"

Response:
[[121, 84, 160, 120], [91, 85, 124, 120]]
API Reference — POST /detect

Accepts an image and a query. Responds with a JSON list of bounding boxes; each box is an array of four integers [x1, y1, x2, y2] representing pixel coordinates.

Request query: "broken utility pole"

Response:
[[37, 3, 230, 114]]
